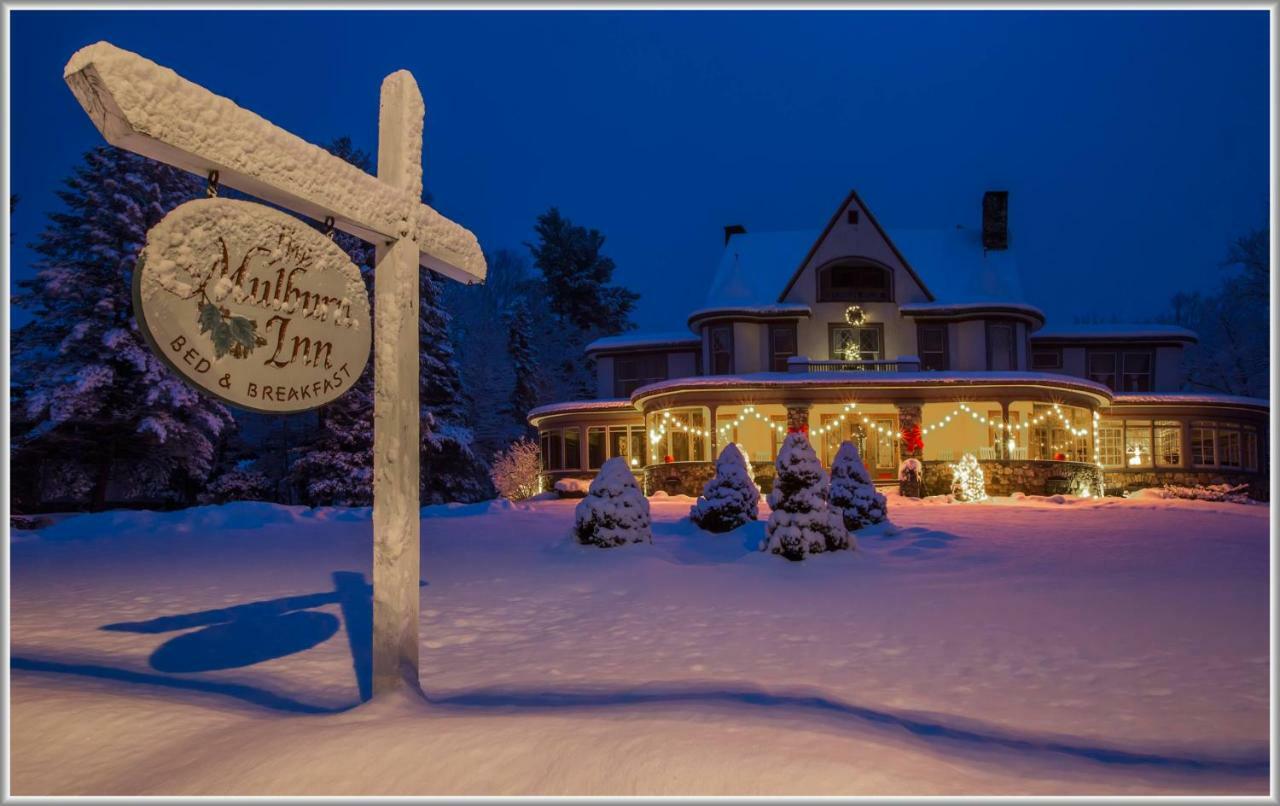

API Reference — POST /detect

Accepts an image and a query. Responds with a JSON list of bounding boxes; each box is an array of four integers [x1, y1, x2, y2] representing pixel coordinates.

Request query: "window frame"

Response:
[[816, 260, 894, 303], [1120, 350, 1154, 393], [828, 322, 885, 361], [708, 324, 735, 375], [1030, 347, 1062, 370], [612, 351, 667, 398], [986, 321, 1017, 371], [768, 323, 798, 373], [1086, 350, 1119, 391], [917, 323, 949, 371]]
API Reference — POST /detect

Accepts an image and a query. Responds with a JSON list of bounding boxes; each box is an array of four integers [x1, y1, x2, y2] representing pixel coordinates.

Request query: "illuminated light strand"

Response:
[[811, 403, 860, 436], [922, 402, 1090, 438], [716, 405, 787, 437]]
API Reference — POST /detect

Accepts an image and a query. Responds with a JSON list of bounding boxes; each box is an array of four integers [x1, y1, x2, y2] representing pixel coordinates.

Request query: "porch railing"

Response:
[[787, 356, 922, 374]]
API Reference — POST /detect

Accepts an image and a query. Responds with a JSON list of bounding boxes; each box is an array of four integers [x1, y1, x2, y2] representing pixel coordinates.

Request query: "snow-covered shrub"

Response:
[[574, 457, 651, 547], [199, 465, 273, 504], [490, 438, 542, 501], [554, 477, 592, 497], [690, 442, 760, 532], [829, 441, 885, 533], [1155, 482, 1253, 504], [949, 453, 987, 502], [764, 433, 849, 560]]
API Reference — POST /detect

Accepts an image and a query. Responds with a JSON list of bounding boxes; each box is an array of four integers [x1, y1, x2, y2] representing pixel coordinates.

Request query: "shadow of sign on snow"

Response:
[[426, 683, 1269, 777], [97, 571, 422, 703]]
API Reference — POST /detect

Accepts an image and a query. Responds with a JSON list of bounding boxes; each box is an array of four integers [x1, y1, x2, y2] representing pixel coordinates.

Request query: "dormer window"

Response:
[[817, 261, 892, 302]]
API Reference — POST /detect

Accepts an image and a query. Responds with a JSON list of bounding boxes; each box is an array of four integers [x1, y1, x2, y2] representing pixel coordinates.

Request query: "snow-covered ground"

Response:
[[8, 493, 1270, 796]]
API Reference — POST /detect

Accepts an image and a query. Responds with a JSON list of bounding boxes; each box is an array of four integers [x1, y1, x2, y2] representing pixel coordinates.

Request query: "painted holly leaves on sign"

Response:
[[197, 299, 268, 359]]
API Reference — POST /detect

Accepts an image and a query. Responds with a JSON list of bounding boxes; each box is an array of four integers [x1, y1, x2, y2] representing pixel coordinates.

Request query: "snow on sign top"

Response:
[[63, 41, 486, 285], [135, 199, 372, 413]]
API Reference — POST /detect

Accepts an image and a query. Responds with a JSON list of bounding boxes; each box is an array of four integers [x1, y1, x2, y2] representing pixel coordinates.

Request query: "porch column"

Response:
[[785, 404, 811, 434], [1000, 400, 1012, 463], [895, 400, 923, 462], [708, 403, 719, 458]]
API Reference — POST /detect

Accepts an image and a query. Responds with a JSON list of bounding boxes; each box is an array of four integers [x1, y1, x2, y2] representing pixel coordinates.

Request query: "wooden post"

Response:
[[372, 71, 425, 696]]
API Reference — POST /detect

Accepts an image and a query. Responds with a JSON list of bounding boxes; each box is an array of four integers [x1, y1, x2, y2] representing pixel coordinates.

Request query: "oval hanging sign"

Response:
[[134, 198, 372, 413]]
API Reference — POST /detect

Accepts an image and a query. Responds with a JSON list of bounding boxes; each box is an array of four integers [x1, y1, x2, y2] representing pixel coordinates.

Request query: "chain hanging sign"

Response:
[[134, 198, 372, 413]]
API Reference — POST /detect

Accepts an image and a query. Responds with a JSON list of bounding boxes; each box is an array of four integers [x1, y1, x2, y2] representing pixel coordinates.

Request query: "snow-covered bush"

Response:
[[490, 438, 542, 501], [1150, 482, 1253, 504], [573, 457, 651, 547], [690, 442, 760, 532], [949, 453, 987, 502], [764, 433, 849, 560], [554, 477, 592, 497], [829, 441, 885, 532], [199, 465, 273, 504]]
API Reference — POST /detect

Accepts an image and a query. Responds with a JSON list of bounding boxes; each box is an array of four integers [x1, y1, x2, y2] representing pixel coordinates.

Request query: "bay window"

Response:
[[587, 425, 647, 470]]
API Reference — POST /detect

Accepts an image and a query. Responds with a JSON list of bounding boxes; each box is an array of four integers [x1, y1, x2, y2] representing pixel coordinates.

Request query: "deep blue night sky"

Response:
[[8, 10, 1269, 333]]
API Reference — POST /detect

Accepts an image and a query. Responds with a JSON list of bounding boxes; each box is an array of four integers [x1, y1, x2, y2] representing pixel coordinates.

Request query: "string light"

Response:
[[716, 405, 787, 438], [811, 403, 860, 436], [649, 409, 711, 461]]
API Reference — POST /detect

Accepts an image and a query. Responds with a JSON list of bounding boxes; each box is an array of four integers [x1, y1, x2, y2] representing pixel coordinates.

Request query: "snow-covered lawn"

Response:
[[8, 493, 1270, 796]]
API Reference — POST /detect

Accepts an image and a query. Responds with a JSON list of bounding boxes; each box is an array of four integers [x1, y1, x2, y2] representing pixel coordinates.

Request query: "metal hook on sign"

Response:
[[323, 216, 336, 240], [206, 169, 220, 198]]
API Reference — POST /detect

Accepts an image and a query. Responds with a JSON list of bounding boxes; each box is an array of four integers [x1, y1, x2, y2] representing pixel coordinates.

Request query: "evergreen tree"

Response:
[[12, 146, 235, 510], [690, 442, 760, 532], [574, 456, 651, 547], [528, 207, 637, 333], [527, 207, 639, 401], [764, 433, 849, 560], [828, 440, 885, 533], [504, 294, 539, 433], [419, 267, 493, 503]]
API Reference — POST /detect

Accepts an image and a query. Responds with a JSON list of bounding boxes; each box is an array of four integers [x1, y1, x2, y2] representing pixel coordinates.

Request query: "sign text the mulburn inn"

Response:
[[134, 198, 372, 413]]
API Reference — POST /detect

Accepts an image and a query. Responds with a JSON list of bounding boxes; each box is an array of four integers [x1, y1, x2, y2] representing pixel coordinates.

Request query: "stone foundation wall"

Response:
[[921, 460, 1104, 498], [641, 461, 777, 497], [1103, 468, 1269, 501]]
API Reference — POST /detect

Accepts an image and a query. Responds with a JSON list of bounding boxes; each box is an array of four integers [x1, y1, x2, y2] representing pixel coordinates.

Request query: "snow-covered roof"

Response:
[[631, 371, 1114, 400], [1111, 393, 1268, 410], [899, 301, 1045, 322], [687, 303, 811, 326], [584, 332, 701, 354], [1033, 324, 1199, 343], [703, 224, 1027, 308], [890, 227, 1026, 304], [528, 398, 637, 421], [704, 230, 819, 308]]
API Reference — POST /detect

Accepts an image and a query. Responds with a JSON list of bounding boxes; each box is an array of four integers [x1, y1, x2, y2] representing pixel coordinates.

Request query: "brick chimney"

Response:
[[982, 191, 1009, 250], [724, 224, 746, 245]]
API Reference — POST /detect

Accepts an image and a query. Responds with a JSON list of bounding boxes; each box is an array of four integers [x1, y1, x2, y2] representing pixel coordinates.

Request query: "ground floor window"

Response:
[[648, 408, 708, 464], [1098, 419, 1181, 468], [1191, 421, 1257, 470], [816, 413, 898, 475], [587, 425, 646, 469], [540, 427, 582, 472], [1029, 404, 1090, 462]]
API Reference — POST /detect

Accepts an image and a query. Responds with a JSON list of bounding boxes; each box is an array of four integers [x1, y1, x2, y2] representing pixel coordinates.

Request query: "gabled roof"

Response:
[[703, 189, 1028, 309]]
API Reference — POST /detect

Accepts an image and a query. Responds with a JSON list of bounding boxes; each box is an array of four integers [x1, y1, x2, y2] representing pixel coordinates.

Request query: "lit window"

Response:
[[1154, 421, 1181, 467]]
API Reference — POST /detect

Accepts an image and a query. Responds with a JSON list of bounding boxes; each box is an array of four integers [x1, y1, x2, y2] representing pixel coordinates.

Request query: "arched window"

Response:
[[817, 261, 893, 302]]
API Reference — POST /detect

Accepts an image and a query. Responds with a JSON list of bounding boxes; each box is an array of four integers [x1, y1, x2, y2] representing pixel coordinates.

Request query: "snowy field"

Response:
[[8, 493, 1271, 796]]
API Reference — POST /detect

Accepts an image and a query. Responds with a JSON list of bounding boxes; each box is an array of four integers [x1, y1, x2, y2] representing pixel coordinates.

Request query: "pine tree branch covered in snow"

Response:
[[12, 146, 236, 511], [690, 442, 760, 533], [574, 457, 651, 547], [764, 433, 850, 560], [829, 440, 885, 532]]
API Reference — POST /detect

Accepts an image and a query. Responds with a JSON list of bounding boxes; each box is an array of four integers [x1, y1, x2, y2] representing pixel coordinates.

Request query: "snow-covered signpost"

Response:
[[64, 42, 487, 697]]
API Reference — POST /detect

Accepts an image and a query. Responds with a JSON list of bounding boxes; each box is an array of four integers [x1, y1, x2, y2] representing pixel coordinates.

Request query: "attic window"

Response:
[[818, 261, 892, 302], [847, 210, 859, 225]]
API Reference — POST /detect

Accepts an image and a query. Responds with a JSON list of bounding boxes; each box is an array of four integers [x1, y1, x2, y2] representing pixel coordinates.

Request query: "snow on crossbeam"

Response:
[[64, 41, 485, 285]]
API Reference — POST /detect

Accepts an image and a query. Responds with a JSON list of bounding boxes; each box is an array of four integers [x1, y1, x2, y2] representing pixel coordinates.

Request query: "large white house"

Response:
[[529, 190, 1269, 498]]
